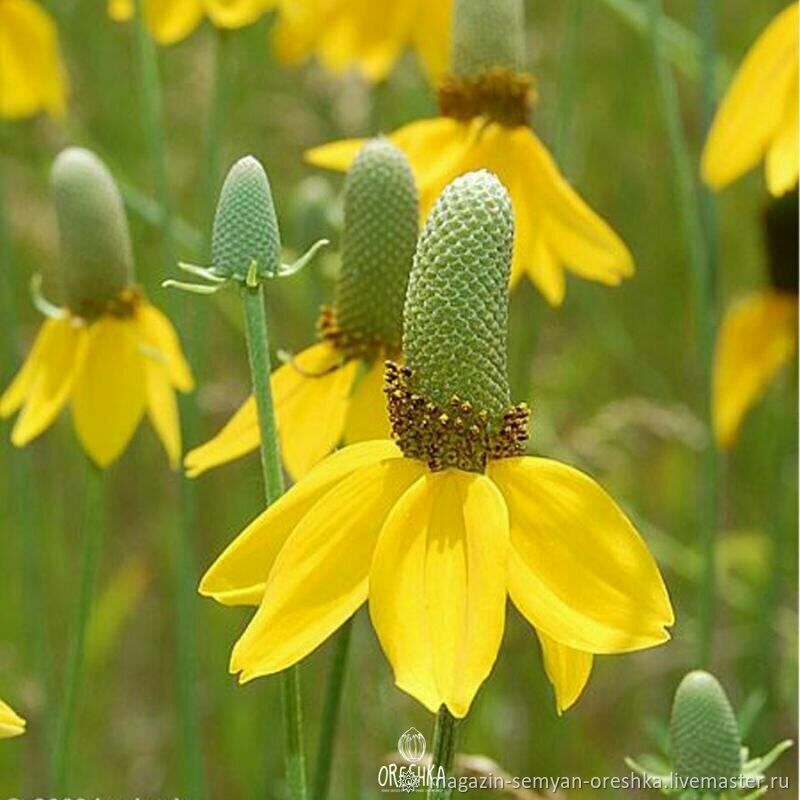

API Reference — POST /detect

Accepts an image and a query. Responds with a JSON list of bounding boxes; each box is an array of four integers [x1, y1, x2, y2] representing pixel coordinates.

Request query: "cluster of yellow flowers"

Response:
[[0, 0, 796, 785]]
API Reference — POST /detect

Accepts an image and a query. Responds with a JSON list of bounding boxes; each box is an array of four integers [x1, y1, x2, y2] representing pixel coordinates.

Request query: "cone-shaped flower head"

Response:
[[201, 170, 673, 719], [212, 157, 282, 282], [1, 147, 193, 468], [669, 671, 742, 783], [52, 148, 134, 319], [307, 0, 633, 306], [185, 139, 418, 480]]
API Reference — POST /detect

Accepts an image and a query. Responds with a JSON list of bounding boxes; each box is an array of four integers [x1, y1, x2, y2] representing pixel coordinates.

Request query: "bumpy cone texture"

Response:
[[451, 0, 525, 77], [669, 671, 742, 783], [51, 148, 134, 315], [404, 170, 513, 424], [212, 156, 281, 280], [335, 138, 419, 354]]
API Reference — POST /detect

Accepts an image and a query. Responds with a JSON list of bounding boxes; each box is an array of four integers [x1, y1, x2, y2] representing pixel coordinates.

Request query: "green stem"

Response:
[[648, 0, 718, 667], [313, 618, 353, 800], [133, 7, 206, 798], [427, 707, 459, 800], [239, 283, 308, 800], [52, 463, 104, 790]]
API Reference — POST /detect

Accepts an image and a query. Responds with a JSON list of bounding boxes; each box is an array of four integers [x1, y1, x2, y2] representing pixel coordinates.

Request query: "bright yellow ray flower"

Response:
[[702, 3, 799, 196], [713, 195, 798, 448], [0, 698, 25, 739], [272, 0, 452, 82], [307, 0, 633, 306], [0, 0, 67, 119], [185, 139, 417, 481], [108, 0, 275, 44], [0, 148, 193, 468], [201, 171, 673, 717]]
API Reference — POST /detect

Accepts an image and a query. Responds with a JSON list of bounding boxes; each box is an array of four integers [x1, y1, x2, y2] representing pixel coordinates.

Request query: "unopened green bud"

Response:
[[212, 156, 281, 281], [451, 0, 525, 77], [51, 148, 134, 317], [335, 138, 418, 356], [669, 671, 742, 784], [404, 170, 513, 424]]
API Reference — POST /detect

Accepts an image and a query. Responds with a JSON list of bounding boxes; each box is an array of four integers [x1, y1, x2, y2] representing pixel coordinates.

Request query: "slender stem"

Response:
[[133, 7, 206, 797], [313, 618, 353, 800], [427, 707, 459, 800], [648, 0, 718, 666], [52, 463, 104, 790], [239, 283, 308, 800]]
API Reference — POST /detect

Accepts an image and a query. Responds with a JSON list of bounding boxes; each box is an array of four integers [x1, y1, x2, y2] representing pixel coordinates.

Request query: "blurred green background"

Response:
[[0, 0, 796, 797]]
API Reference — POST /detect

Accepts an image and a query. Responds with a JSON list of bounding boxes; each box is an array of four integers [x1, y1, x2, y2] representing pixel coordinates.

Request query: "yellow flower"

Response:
[[108, 0, 275, 44], [1, 292, 194, 468], [713, 291, 797, 448], [272, 0, 452, 82], [0, 698, 25, 739], [201, 171, 673, 717], [0, 0, 67, 119], [702, 3, 799, 196]]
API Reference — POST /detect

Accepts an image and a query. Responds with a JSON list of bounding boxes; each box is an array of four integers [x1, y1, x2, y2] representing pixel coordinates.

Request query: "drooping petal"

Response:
[[0, 0, 67, 119], [274, 343, 359, 480], [205, 0, 275, 30], [72, 317, 147, 468], [143, 0, 204, 44], [135, 301, 194, 392], [343, 358, 392, 444], [230, 457, 425, 679], [536, 630, 594, 715], [306, 138, 368, 173], [766, 73, 800, 196], [0, 699, 25, 739], [144, 358, 182, 468], [8, 319, 85, 447], [108, 0, 133, 22], [370, 469, 509, 717], [490, 457, 674, 654], [412, 0, 452, 80], [702, 3, 799, 192], [713, 292, 798, 448], [200, 439, 402, 605]]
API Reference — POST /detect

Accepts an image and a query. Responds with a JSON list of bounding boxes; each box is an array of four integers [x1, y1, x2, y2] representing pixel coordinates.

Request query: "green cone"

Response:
[[212, 156, 281, 281], [451, 0, 525, 77], [51, 148, 134, 317], [669, 671, 742, 784], [403, 170, 513, 424], [334, 138, 418, 356]]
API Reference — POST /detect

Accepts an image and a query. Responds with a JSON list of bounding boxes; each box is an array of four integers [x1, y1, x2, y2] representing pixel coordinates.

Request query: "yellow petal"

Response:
[[135, 301, 194, 392], [145, 359, 182, 468], [0, 698, 25, 739], [490, 457, 674, 654], [343, 358, 392, 444], [72, 317, 147, 468], [306, 138, 369, 172], [9, 319, 84, 447], [412, 0, 452, 80], [702, 3, 799, 191], [200, 439, 402, 605], [713, 291, 797, 448], [274, 342, 359, 481], [108, 0, 133, 22], [184, 395, 259, 478], [536, 631, 593, 715], [370, 469, 509, 718], [205, 0, 273, 30], [0, 0, 67, 118], [231, 457, 424, 680], [766, 73, 799, 196], [142, 0, 204, 44]]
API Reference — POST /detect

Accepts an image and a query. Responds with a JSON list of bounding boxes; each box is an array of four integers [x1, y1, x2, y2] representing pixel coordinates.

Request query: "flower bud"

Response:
[[669, 671, 742, 784], [51, 147, 134, 317], [451, 0, 525, 77]]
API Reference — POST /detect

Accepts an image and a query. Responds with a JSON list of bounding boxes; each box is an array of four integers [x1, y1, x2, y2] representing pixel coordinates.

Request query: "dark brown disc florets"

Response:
[[437, 68, 535, 128], [73, 285, 142, 322], [317, 304, 397, 362], [385, 361, 529, 473]]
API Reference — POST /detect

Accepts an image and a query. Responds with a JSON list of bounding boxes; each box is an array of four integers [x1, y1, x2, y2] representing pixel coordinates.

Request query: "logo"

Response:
[[398, 727, 426, 763], [378, 727, 443, 793]]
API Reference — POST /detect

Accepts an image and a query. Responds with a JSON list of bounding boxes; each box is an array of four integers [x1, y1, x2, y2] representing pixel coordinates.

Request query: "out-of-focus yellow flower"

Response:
[[0, 0, 67, 119], [0, 699, 25, 739], [272, 0, 452, 82], [702, 3, 799, 196], [108, 0, 275, 45]]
